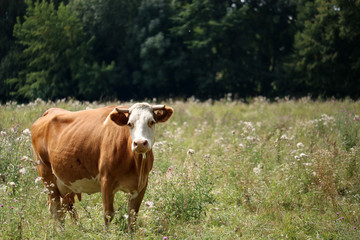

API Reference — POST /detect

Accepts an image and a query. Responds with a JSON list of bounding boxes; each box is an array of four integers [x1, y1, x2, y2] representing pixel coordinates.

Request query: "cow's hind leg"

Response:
[[36, 161, 66, 224], [61, 193, 81, 220]]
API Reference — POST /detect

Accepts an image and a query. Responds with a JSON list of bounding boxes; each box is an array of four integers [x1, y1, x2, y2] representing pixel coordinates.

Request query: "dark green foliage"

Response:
[[171, 0, 297, 98], [289, 0, 360, 99], [9, 0, 91, 100], [0, 0, 27, 102], [0, 0, 359, 102], [7, 0, 115, 101]]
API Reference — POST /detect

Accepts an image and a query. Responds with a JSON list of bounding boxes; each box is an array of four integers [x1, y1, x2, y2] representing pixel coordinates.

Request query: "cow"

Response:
[[31, 102, 173, 231]]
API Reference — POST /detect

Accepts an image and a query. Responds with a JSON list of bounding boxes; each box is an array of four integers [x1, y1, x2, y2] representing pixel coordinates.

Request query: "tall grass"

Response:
[[0, 97, 359, 239]]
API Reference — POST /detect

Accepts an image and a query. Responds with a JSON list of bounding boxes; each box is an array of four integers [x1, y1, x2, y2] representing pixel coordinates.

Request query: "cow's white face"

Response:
[[127, 103, 156, 154], [109, 102, 174, 155]]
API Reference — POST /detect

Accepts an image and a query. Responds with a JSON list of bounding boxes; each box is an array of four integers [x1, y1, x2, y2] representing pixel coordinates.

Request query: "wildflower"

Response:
[[253, 164, 262, 175], [297, 142, 304, 148], [299, 153, 307, 158], [35, 177, 42, 183], [20, 156, 29, 161], [11, 206, 14, 209], [354, 226, 357, 229], [123, 214, 129, 220], [8, 182, 16, 187], [239, 143, 245, 149], [280, 134, 289, 140], [187, 149, 195, 156], [247, 136, 258, 142], [163, 237, 168, 240], [0, 204, 3, 207], [22, 128, 31, 136], [145, 201, 154, 208], [336, 212, 339, 215], [19, 168, 27, 175], [203, 154, 210, 159]]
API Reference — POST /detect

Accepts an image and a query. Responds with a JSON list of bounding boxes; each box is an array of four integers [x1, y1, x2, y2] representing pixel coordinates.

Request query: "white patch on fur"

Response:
[[66, 175, 101, 194], [56, 177, 72, 196]]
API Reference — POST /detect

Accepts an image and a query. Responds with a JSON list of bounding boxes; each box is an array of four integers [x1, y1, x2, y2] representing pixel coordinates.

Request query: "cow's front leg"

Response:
[[101, 178, 115, 228], [128, 182, 148, 232]]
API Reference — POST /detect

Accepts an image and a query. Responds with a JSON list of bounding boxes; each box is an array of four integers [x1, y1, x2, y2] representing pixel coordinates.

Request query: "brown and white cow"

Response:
[[31, 102, 173, 231]]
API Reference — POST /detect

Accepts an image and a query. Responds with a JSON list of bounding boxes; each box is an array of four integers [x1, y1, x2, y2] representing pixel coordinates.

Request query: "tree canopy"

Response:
[[1, 0, 359, 102]]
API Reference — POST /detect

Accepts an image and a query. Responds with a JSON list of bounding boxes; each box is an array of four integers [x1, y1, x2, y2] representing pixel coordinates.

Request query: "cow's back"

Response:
[[31, 106, 119, 184]]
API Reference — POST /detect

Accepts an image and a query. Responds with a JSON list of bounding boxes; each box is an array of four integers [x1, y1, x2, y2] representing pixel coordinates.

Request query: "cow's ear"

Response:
[[110, 109, 129, 126], [154, 107, 174, 123]]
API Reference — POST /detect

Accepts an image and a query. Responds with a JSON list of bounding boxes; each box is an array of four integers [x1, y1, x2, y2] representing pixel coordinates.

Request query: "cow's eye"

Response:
[[149, 120, 156, 127], [127, 122, 134, 128]]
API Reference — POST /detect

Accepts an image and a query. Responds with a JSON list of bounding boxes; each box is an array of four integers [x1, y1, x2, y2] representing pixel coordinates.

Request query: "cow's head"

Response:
[[110, 103, 173, 154]]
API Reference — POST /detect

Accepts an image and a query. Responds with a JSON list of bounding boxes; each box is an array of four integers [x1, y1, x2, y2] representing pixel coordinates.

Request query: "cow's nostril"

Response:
[[134, 140, 148, 148]]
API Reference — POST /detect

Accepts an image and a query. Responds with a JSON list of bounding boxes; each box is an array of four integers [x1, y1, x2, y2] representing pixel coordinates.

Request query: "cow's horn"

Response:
[[152, 105, 165, 110], [115, 107, 129, 113]]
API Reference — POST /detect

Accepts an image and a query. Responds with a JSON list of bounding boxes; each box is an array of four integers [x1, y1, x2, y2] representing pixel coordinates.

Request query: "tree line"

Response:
[[1, 0, 359, 103]]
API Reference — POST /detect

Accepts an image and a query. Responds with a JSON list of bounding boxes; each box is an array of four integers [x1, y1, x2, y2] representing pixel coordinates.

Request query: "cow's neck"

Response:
[[134, 150, 153, 192]]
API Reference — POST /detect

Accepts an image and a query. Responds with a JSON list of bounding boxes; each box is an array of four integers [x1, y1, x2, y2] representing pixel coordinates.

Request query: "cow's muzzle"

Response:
[[133, 139, 150, 154]]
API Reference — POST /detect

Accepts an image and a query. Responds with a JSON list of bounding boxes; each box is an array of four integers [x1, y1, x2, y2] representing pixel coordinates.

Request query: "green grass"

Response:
[[1, 97, 360, 239]]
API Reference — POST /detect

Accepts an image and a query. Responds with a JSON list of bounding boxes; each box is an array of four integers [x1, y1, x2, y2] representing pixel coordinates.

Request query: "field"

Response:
[[1, 97, 360, 239]]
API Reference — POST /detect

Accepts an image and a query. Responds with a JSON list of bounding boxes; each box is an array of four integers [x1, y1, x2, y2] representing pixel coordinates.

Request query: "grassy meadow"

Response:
[[0, 97, 360, 239]]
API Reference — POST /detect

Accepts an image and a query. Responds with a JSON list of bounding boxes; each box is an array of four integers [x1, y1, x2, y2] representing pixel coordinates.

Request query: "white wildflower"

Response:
[[124, 214, 129, 220], [22, 128, 31, 136], [299, 153, 307, 158], [253, 164, 262, 175], [297, 142, 304, 148], [35, 177, 43, 184], [246, 136, 254, 142], [19, 168, 27, 175], [203, 154, 210, 159], [145, 201, 154, 208], [242, 121, 255, 133], [8, 182, 16, 187], [187, 149, 195, 156], [20, 156, 29, 162], [41, 189, 49, 194], [239, 143, 245, 149], [280, 134, 289, 140]]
